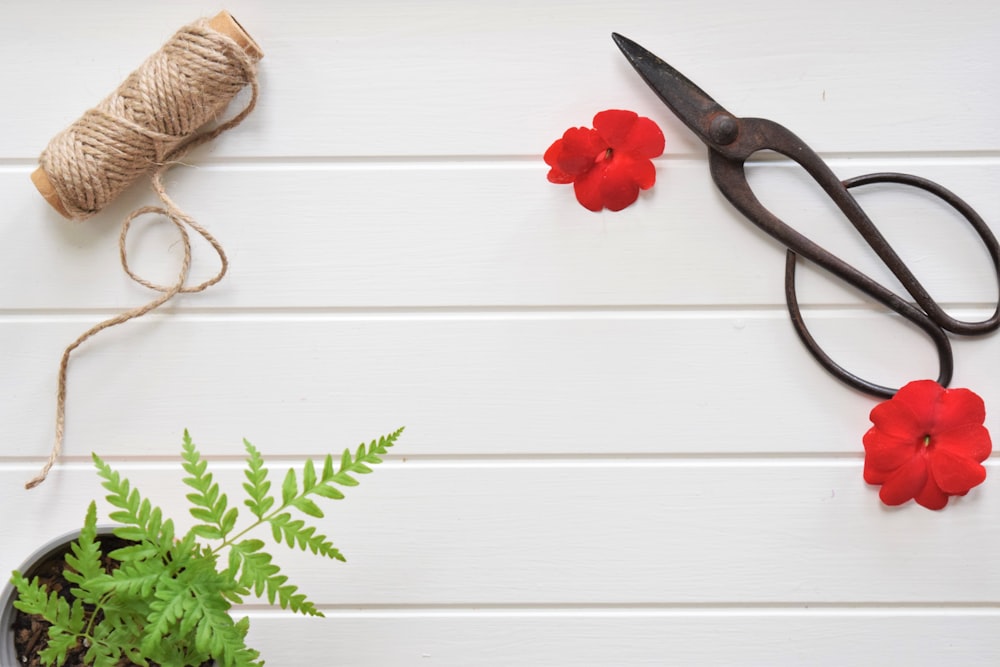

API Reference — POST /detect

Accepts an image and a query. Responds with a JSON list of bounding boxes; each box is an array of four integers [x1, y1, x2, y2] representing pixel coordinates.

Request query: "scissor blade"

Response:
[[612, 33, 730, 145]]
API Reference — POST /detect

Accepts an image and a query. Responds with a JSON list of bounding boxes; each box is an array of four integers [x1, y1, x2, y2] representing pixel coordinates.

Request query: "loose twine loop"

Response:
[[26, 15, 261, 489]]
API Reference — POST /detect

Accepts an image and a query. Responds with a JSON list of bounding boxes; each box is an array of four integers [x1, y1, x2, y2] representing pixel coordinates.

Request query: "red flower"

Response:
[[863, 379, 992, 510], [544, 109, 665, 212]]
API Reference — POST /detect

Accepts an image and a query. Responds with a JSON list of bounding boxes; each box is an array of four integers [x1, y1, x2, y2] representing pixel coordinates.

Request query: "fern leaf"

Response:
[[242, 439, 275, 520], [106, 561, 165, 600], [182, 431, 236, 541], [93, 453, 176, 555], [225, 539, 322, 617], [143, 558, 240, 665], [319, 428, 404, 491], [189, 525, 225, 540], [108, 542, 158, 563], [267, 513, 298, 548], [194, 605, 262, 667], [229, 542, 279, 597], [142, 583, 198, 662], [265, 512, 344, 561], [221, 506, 239, 535], [17, 574, 88, 634], [81, 640, 125, 667], [64, 502, 111, 604], [311, 483, 345, 500], [140, 555, 258, 667], [340, 449, 354, 475], [291, 496, 324, 518], [274, 579, 322, 617], [40, 626, 84, 667], [302, 458, 317, 491], [281, 468, 297, 505]]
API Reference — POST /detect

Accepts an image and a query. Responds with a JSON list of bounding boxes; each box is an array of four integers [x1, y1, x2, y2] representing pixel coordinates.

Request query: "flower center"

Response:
[[923, 434, 932, 447], [597, 148, 613, 163]]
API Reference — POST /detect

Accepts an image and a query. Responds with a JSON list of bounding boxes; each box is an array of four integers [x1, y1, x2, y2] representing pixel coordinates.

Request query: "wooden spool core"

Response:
[[31, 11, 263, 219]]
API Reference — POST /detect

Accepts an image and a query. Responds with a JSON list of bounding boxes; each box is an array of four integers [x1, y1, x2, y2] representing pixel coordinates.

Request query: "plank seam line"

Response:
[[234, 602, 1000, 619], [3, 152, 1000, 170], [10, 455, 1000, 471], [0, 304, 995, 321]]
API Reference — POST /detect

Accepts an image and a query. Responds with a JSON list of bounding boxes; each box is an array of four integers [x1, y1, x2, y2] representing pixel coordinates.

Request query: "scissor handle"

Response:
[[840, 171, 1000, 334], [783, 248, 948, 398], [705, 118, 999, 397], [781, 171, 1000, 397]]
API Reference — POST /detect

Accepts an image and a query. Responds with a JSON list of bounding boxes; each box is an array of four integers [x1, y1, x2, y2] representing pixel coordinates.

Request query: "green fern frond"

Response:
[[267, 513, 344, 560], [321, 428, 403, 490], [81, 639, 125, 667], [280, 467, 298, 505], [41, 626, 86, 667], [143, 579, 192, 649], [242, 439, 275, 520], [106, 560, 166, 600], [226, 538, 321, 616], [12, 572, 84, 631], [182, 430, 239, 542], [107, 541, 159, 563], [195, 605, 262, 667], [256, 429, 403, 561], [229, 540, 279, 596], [63, 502, 111, 605], [12, 571, 90, 667], [92, 453, 176, 553]]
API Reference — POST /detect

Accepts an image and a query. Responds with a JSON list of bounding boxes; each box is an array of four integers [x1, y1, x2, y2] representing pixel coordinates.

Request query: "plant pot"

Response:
[[1, 527, 216, 667], [2, 525, 115, 666]]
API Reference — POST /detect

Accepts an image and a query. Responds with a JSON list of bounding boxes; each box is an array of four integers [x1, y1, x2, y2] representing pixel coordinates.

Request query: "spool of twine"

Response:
[[25, 11, 263, 489]]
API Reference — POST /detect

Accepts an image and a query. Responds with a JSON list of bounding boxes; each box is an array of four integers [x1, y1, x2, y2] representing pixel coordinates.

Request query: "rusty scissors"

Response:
[[613, 34, 1000, 399]]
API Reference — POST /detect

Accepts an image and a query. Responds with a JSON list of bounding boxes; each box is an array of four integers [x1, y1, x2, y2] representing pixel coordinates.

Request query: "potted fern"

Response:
[[3, 428, 403, 667]]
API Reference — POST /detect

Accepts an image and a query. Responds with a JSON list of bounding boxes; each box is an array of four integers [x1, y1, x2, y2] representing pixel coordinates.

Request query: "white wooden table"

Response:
[[1, 1, 998, 664]]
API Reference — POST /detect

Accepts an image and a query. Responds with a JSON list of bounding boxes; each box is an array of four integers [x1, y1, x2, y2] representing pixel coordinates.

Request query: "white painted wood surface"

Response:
[[2, 1, 998, 665]]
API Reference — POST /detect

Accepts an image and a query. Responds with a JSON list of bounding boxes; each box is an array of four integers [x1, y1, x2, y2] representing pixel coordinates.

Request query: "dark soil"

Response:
[[11, 536, 211, 667]]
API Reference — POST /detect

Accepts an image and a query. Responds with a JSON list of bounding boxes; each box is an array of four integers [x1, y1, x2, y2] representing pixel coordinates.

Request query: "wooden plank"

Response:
[[237, 611, 1000, 667], [2, 160, 998, 309], [0, 1, 997, 158], [3, 463, 998, 605], [2, 312, 994, 459]]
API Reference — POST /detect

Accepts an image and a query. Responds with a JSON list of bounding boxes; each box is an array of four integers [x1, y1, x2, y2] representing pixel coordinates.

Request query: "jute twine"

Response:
[[26, 15, 261, 489]]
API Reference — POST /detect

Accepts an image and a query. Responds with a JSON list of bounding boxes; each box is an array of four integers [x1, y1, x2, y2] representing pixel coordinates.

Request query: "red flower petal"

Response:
[[881, 380, 942, 434], [914, 472, 950, 510], [592, 109, 640, 148], [862, 427, 918, 479], [545, 127, 606, 182], [571, 154, 656, 212], [618, 154, 657, 191], [933, 422, 992, 462], [877, 454, 929, 506], [602, 155, 651, 211], [573, 165, 608, 212], [868, 396, 924, 440], [543, 139, 576, 184], [621, 116, 666, 159], [933, 386, 987, 433], [593, 110, 666, 160], [927, 447, 987, 495]]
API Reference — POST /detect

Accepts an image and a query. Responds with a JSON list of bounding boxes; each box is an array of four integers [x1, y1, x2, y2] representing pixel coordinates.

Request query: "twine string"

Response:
[[25, 18, 259, 489]]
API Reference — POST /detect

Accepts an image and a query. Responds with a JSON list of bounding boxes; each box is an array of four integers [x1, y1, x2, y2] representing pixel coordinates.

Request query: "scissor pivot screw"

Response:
[[709, 114, 739, 145]]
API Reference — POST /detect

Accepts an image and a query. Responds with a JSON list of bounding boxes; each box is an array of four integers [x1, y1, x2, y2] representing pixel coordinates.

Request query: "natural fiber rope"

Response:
[[39, 20, 258, 220], [25, 17, 259, 489]]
